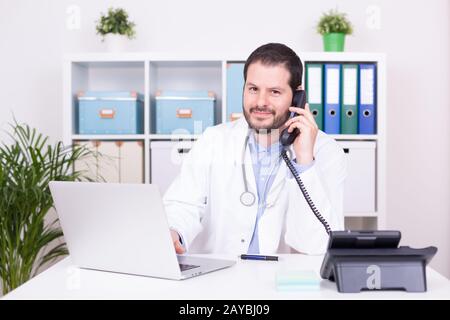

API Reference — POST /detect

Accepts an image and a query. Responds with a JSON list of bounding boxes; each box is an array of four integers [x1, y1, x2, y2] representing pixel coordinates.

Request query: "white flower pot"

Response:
[[103, 34, 129, 52]]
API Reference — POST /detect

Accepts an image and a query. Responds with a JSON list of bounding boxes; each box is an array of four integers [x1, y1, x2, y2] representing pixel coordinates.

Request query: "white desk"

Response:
[[3, 254, 450, 300]]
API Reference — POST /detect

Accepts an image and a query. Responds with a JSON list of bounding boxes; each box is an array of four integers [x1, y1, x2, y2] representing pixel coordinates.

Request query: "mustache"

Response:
[[249, 106, 275, 114]]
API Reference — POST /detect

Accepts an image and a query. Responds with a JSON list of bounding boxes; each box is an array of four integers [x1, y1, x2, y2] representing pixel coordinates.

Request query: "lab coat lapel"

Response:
[[243, 140, 257, 197], [265, 144, 295, 207], [232, 119, 296, 208], [232, 118, 258, 205]]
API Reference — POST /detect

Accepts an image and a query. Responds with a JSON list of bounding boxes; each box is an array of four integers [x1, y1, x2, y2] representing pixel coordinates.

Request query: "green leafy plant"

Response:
[[316, 9, 353, 35], [0, 121, 95, 295], [95, 7, 136, 40]]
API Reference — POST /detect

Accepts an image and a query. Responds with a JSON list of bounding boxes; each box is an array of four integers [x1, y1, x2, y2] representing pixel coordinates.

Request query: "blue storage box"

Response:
[[226, 63, 245, 122], [153, 90, 215, 134], [77, 91, 144, 134]]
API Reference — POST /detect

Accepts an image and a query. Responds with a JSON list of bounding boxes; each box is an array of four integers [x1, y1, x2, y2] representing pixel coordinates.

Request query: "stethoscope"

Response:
[[240, 135, 256, 206], [239, 132, 287, 207]]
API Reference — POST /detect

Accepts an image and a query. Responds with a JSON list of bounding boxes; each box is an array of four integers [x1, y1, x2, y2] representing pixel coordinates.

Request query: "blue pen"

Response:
[[240, 254, 278, 261]]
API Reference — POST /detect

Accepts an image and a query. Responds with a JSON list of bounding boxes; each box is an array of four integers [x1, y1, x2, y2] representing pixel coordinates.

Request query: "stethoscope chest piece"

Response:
[[240, 191, 256, 207]]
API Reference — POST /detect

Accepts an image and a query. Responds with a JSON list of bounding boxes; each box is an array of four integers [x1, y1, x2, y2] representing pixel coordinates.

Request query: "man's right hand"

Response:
[[170, 229, 186, 254]]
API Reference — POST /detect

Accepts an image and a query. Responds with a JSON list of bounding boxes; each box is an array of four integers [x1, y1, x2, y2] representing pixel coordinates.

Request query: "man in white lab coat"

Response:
[[164, 43, 347, 255]]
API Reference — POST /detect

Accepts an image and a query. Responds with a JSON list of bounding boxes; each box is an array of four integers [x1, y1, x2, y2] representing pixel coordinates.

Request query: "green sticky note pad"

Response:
[[276, 270, 321, 291]]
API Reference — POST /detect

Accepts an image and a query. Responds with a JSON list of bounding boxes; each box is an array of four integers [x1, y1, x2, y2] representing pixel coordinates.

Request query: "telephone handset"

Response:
[[279, 89, 331, 235], [280, 90, 307, 146]]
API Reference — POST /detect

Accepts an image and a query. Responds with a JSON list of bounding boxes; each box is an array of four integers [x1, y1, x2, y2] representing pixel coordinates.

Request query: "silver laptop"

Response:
[[49, 181, 235, 280]]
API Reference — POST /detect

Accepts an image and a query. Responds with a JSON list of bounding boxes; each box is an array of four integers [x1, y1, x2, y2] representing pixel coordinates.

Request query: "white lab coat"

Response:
[[163, 117, 347, 255]]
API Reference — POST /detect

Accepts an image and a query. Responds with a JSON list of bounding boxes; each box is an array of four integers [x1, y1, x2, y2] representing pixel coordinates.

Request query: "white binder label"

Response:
[[308, 67, 322, 104], [343, 68, 357, 105], [361, 69, 374, 105], [326, 68, 340, 104]]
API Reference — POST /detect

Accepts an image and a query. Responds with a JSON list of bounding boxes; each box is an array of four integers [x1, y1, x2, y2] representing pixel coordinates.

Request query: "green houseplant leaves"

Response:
[[96, 7, 136, 40], [316, 9, 353, 51], [316, 9, 353, 35], [0, 121, 95, 295]]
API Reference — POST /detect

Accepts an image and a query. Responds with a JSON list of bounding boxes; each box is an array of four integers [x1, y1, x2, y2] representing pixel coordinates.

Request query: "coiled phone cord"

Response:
[[281, 149, 331, 235]]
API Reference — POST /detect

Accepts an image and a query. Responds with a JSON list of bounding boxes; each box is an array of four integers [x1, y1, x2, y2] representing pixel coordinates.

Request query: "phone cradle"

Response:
[[320, 231, 437, 293]]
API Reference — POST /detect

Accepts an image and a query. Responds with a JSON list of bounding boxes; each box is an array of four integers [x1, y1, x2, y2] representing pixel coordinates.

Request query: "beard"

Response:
[[243, 105, 290, 134]]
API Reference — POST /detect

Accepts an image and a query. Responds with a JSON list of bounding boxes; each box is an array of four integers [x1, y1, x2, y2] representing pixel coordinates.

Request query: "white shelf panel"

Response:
[[152, 134, 376, 141], [330, 134, 378, 141], [72, 134, 146, 140], [65, 51, 385, 64], [69, 134, 378, 142], [65, 53, 149, 62], [344, 211, 379, 217], [301, 52, 386, 62], [149, 134, 201, 140], [71, 61, 145, 68]]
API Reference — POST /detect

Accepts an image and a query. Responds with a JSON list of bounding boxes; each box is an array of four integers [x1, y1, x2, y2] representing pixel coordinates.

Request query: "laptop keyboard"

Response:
[[179, 263, 200, 272]]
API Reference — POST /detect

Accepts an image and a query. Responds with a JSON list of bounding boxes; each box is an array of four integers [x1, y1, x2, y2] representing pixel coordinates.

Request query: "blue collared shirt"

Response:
[[246, 132, 314, 254]]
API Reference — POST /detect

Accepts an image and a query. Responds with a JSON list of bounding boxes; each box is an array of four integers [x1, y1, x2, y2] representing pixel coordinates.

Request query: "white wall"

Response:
[[0, 0, 448, 278]]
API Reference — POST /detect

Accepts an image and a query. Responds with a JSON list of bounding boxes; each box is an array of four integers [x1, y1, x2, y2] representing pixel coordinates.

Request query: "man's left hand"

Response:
[[283, 103, 318, 165]]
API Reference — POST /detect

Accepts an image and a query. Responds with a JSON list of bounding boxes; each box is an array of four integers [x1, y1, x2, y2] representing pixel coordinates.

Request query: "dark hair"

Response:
[[243, 43, 303, 93]]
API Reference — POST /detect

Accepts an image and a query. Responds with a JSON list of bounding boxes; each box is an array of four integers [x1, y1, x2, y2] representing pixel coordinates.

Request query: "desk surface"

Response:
[[3, 254, 450, 300]]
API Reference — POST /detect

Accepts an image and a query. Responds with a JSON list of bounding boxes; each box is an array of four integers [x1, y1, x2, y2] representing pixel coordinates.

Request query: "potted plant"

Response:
[[0, 121, 96, 295], [96, 7, 136, 51], [316, 9, 353, 52]]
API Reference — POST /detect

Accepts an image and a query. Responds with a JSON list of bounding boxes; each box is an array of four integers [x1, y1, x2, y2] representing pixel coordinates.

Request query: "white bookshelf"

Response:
[[63, 51, 386, 229]]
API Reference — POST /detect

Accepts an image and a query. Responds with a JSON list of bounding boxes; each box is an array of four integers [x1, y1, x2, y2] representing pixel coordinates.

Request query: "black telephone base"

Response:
[[320, 231, 438, 293]]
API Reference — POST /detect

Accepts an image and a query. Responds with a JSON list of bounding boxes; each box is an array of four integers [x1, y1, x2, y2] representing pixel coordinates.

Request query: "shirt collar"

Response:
[[248, 130, 282, 155]]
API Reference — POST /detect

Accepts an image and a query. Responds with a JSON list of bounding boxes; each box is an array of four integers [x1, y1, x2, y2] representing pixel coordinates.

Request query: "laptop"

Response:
[[49, 181, 235, 280]]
